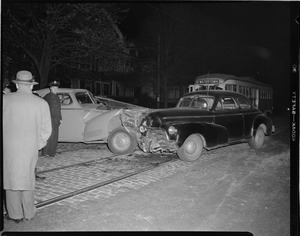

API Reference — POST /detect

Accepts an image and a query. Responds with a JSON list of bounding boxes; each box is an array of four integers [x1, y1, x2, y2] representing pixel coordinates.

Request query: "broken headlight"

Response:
[[167, 126, 178, 135], [139, 119, 148, 133]]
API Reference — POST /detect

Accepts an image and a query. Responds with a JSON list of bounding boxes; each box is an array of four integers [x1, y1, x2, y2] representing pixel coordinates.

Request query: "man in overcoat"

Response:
[[42, 81, 62, 156], [3, 70, 52, 222]]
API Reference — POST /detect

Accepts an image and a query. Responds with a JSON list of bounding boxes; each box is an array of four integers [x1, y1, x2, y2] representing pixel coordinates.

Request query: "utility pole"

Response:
[[157, 34, 160, 108]]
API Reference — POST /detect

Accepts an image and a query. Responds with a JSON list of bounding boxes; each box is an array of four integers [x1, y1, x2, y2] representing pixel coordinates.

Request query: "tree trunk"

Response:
[[38, 36, 52, 89], [163, 73, 168, 108], [38, 66, 49, 89]]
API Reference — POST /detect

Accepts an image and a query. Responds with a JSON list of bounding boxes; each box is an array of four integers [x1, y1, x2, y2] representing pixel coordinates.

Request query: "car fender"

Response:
[[251, 115, 273, 136], [83, 109, 123, 142], [174, 122, 228, 149], [107, 114, 123, 133]]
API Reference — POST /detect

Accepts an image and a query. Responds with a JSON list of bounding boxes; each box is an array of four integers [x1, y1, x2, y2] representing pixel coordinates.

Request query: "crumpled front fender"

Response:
[[120, 108, 152, 136], [83, 109, 123, 142], [139, 129, 178, 153]]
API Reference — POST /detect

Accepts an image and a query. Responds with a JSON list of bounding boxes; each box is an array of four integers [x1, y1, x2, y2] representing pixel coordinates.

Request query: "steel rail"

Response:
[[35, 158, 178, 209], [36, 155, 117, 174], [55, 145, 106, 155]]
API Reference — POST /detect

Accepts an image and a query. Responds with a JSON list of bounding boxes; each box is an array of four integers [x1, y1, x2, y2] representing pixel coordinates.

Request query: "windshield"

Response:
[[177, 95, 214, 110], [75, 91, 97, 104]]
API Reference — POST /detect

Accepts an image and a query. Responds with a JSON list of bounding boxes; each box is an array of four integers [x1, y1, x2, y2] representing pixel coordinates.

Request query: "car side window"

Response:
[[215, 101, 223, 110], [222, 97, 238, 110], [58, 93, 73, 105], [76, 92, 93, 104], [237, 96, 252, 109], [191, 98, 208, 109], [216, 97, 238, 110]]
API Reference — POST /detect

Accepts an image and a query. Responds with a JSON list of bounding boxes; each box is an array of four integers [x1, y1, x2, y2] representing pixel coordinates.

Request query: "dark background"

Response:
[[119, 1, 294, 113]]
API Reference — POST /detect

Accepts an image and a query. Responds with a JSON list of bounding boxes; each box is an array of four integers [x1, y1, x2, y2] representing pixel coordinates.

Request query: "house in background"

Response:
[[69, 41, 138, 99]]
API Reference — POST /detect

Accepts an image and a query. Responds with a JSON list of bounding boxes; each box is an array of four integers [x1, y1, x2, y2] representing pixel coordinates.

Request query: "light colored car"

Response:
[[36, 88, 150, 155]]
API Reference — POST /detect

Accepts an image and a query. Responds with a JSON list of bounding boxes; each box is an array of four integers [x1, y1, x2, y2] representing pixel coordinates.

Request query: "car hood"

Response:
[[81, 103, 111, 111], [146, 107, 212, 127]]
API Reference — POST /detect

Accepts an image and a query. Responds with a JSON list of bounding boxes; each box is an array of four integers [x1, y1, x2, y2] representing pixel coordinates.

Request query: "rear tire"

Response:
[[177, 134, 203, 162], [107, 127, 137, 155], [248, 126, 265, 149]]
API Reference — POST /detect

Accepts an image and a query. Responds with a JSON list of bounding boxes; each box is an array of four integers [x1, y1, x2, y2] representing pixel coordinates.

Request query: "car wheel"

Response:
[[248, 126, 265, 149], [107, 127, 137, 155], [177, 134, 203, 162]]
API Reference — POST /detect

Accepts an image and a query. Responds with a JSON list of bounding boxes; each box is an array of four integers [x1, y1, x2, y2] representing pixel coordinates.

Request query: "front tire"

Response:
[[248, 126, 265, 149], [107, 127, 137, 155], [177, 134, 203, 162]]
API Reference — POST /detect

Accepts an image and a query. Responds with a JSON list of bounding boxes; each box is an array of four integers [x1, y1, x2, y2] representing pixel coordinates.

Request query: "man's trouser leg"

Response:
[[6, 190, 36, 220], [22, 190, 36, 220], [5, 190, 23, 220]]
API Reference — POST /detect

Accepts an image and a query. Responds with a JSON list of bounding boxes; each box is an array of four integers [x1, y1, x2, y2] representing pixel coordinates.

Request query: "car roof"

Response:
[[35, 87, 92, 99], [37, 88, 89, 93], [183, 90, 245, 98]]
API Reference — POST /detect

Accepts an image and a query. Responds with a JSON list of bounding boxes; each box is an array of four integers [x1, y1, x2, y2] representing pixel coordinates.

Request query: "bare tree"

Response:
[[2, 3, 128, 88], [138, 3, 214, 107], [137, 3, 256, 107]]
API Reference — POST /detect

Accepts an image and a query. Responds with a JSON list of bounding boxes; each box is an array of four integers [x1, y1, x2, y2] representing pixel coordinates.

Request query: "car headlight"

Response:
[[139, 119, 147, 133], [168, 126, 177, 135], [139, 125, 146, 133]]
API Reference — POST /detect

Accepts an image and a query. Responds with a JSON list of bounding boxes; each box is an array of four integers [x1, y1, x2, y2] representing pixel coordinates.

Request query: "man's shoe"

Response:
[[5, 215, 23, 223], [36, 175, 46, 180]]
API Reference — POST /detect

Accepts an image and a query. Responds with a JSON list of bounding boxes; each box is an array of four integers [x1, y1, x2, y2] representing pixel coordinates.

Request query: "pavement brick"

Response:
[[33, 143, 191, 209]]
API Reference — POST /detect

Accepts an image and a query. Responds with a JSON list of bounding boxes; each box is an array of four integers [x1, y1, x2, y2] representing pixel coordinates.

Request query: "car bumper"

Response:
[[272, 125, 275, 133], [138, 129, 178, 153]]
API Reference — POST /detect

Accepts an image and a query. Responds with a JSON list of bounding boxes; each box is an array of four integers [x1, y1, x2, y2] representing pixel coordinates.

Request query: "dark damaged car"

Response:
[[138, 90, 274, 162]]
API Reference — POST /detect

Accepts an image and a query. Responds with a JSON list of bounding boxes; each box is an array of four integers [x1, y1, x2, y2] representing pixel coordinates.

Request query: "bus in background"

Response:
[[188, 73, 273, 116]]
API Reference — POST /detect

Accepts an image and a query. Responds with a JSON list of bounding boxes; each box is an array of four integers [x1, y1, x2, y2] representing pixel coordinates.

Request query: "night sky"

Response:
[[119, 2, 295, 112]]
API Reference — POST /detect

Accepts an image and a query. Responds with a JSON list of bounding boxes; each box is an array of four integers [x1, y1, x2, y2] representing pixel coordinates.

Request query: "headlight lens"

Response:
[[139, 126, 146, 133], [168, 126, 177, 135], [139, 120, 147, 133]]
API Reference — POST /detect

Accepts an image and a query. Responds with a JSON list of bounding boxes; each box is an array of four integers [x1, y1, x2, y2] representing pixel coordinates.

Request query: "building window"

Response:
[[225, 84, 232, 91]]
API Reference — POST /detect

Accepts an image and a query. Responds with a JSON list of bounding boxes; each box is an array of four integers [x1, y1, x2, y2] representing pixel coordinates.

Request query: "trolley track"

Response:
[[36, 154, 118, 174], [35, 157, 177, 209], [55, 142, 107, 154], [35, 143, 178, 209]]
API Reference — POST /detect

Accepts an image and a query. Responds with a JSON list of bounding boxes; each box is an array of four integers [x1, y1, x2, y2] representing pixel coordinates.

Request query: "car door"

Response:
[[236, 95, 261, 137], [214, 96, 244, 141], [57, 93, 86, 142]]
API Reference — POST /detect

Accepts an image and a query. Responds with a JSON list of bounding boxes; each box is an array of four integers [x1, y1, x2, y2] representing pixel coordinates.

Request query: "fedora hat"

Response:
[[49, 81, 60, 87], [12, 70, 38, 85]]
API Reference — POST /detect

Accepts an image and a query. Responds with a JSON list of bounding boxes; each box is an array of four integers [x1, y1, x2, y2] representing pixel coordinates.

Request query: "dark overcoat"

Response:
[[42, 92, 62, 155]]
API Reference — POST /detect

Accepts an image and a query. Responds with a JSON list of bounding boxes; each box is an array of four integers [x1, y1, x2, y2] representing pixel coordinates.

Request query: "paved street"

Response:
[[2, 115, 291, 234], [33, 142, 176, 206]]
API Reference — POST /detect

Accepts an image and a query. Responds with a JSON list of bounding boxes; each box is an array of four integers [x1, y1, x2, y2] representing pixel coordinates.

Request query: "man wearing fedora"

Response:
[[3, 70, 52, 223], [42, 80, 62, 157]]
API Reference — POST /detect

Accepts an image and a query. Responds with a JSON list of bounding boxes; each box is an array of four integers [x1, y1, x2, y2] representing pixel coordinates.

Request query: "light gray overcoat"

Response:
[[3, 90, 52, 190]]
